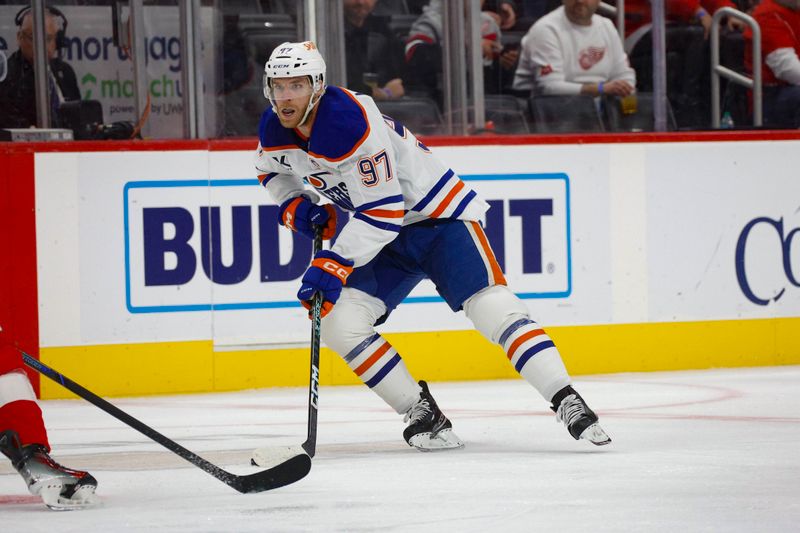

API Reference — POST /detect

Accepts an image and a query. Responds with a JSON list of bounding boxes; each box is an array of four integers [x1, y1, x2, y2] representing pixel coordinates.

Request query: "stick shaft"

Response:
[[302, 228, 323, 457], [23, 353, 241, 485]]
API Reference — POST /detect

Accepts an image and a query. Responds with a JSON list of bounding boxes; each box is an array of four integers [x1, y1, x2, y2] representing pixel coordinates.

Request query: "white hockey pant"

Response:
[[463, 285, 570, 402], [321, 288, 421, 414]]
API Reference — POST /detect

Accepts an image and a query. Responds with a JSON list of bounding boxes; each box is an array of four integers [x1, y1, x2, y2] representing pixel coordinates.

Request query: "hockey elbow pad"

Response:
[[279, 197, 338, 240]]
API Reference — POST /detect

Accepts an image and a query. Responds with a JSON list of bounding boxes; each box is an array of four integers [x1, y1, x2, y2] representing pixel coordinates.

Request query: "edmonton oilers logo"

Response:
[[306, 174, 327, 190]]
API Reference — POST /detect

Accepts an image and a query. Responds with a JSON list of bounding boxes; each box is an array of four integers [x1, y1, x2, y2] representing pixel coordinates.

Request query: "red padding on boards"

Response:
[[0, 151, 40, 395]]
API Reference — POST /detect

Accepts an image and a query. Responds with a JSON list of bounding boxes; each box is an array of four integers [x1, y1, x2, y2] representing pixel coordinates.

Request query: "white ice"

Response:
[[2, 366, 799, 532]]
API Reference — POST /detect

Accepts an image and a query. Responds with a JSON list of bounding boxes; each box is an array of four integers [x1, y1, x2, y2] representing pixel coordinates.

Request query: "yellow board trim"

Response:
[[39, 318, 800, 399]]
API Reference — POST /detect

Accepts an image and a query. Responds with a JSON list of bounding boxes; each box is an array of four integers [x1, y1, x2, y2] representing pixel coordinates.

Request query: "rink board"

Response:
[[3, 132, 800, 398]]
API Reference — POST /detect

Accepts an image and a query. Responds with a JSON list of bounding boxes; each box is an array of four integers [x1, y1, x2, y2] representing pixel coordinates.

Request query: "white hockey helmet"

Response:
[[263, 41, 326, 124]]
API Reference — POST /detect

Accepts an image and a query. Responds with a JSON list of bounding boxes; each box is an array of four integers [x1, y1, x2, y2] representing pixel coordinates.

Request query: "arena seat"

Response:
[[528, 94, 605, 133], [375, 97, 444, 136], [603, 92, 677, 132]]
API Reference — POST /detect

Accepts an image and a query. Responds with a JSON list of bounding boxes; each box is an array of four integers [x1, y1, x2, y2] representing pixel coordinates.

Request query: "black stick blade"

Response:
[[231, 454, 312, 493]]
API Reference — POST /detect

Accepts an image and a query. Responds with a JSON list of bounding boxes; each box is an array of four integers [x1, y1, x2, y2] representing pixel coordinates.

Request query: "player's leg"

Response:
[[0, 347, 98, 509], [323, 241, 464, 451], [426, 221, 610, 445], [463, 285, 610, 445]]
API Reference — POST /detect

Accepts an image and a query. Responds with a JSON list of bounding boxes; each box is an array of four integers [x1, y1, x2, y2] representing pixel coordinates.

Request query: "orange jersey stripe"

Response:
[[354, 342, 392, 376], [429, 181, 465, 218], [507, 328, 545, 361], [470, 221, 507, 285], [362, 208, 405, 218]]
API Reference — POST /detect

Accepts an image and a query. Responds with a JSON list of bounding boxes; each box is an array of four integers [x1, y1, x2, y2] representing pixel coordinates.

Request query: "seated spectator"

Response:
[[625, 0, 745, 42], [344, 0, 406, 101], [623, 0, 746, 128], [744, 0, 800, 128], [512, 0, 636, 98], [405, 0, 517, 101], [0, 6, 80, 129], [483, 0, 520, 30]]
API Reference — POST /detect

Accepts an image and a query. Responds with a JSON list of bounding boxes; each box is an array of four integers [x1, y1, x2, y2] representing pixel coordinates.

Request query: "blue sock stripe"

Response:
[[365, 354, 402, 388], [514, 340, 555, 373], [344, 333, 381, 364], [514, 341, 556, 372], [498, 318, 534, 347]]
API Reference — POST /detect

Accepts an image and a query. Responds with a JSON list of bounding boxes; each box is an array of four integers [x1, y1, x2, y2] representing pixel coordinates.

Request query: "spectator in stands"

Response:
[[623, 0, 746, 128], [512, 0, 636, 98], [0, 6, 80, 129], [344, 0, 407, 101], [625, 0, 746, 41], [745, 0, 800, 128], [405, 0, 517, 100], [484, 0, 520, 30]]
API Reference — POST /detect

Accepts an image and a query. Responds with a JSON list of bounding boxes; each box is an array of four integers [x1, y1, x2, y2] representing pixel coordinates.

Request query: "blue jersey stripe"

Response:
[[450, 189, 476, 219], [354, 212, 402, 232], [357, 194, 405, 212], [411, 169, 454, 212], [514, 340, 555, 372], [365, 353, 401, 388], [260, 172, 279, 187]]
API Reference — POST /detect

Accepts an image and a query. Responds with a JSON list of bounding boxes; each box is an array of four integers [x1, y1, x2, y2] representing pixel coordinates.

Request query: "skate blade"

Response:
[[579, 423, 612, 446], [40, 484, 99, 511], [408, 428, 465, 452]]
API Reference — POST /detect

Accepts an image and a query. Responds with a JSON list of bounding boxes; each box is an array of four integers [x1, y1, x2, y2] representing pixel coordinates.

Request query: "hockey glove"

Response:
[[297, 250, 354, 318], [279, 196, 338, 240]]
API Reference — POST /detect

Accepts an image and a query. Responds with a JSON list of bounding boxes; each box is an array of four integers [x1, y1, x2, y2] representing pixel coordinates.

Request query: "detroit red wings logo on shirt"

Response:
[[579, 46, 606, 70]]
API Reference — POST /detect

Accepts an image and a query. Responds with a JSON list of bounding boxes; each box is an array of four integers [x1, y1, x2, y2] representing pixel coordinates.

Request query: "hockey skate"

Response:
[[551, 386, 611, 446], [0, 430, 98, 510], [403, 381, 464, 451]]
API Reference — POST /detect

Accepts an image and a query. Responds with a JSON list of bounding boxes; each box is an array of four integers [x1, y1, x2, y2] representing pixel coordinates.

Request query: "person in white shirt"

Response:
[[512, 0, 636, 97]]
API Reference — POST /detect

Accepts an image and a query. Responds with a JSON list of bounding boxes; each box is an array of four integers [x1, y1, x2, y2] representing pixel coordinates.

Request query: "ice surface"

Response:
[[2, 366, 799, 532]]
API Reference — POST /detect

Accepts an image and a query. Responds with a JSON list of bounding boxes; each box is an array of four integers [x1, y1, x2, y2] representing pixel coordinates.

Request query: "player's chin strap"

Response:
[[268, 89, 322, 127], [298, 89, 324, 127]]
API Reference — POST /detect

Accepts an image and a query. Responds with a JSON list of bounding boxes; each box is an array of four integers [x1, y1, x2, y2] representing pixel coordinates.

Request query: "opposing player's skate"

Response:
[[403, 381, 464, 451], [0, 430, 98, 510], [551, 386, 611, 446]]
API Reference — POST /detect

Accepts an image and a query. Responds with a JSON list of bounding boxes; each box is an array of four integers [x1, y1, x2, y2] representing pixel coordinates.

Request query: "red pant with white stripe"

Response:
[[0, 342, 50, 450]]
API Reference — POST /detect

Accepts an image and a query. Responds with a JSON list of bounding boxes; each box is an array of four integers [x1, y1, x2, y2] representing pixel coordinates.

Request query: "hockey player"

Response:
[[0, 345, 97, 510], [255, 41, 611, 451]]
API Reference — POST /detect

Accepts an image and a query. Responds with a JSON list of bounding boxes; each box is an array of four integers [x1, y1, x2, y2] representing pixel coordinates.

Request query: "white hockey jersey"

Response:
[[254, 86, 488, 267]]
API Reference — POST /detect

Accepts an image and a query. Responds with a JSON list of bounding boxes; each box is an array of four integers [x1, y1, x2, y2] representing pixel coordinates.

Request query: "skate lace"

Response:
[[404, 399, 432, 424], [555, 394, 586, 427]]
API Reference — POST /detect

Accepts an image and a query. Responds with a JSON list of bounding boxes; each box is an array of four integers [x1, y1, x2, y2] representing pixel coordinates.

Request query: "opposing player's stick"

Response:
[[21, 352, 311, 493], [251, 226, 323, 466]]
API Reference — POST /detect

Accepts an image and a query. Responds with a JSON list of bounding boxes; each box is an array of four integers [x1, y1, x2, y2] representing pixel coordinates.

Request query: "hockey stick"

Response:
[[251, 226, 323, 466], [21, 352, 311, 493]]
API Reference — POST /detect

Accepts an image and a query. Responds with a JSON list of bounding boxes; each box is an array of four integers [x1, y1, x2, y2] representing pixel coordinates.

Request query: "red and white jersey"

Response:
[[254, 86, 488, 267], [512, 6, 635, 94], [745, 0, 800, 86]]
